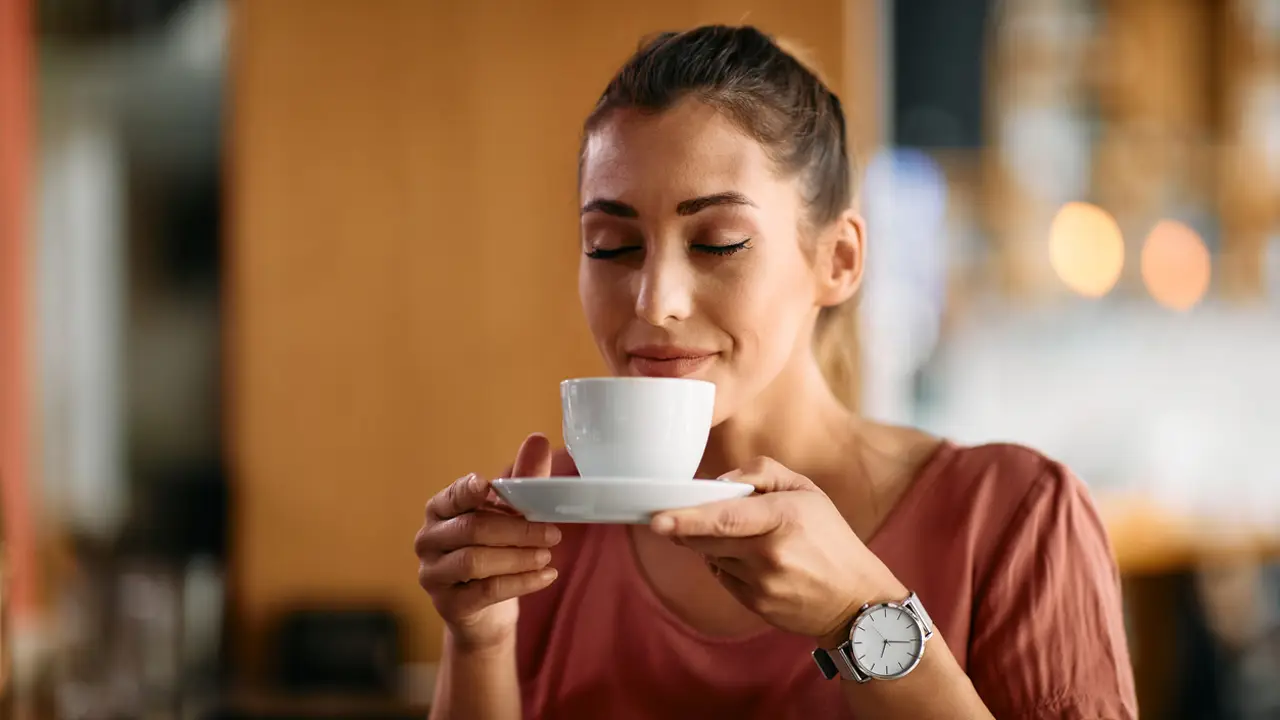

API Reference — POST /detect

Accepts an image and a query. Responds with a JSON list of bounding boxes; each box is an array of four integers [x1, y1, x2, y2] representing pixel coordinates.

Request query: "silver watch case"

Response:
[[812, 592, 934, 683]]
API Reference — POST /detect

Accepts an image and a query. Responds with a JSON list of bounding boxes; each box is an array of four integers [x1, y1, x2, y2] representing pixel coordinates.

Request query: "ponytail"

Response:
[[815, 299, 861, 410]]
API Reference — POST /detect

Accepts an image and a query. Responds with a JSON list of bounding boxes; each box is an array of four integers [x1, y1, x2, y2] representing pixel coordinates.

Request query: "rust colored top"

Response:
[[516, 442, 1137, 719]]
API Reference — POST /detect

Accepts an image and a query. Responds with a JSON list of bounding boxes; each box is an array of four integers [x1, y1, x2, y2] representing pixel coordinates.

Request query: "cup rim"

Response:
[[561, 376, 715, 389]]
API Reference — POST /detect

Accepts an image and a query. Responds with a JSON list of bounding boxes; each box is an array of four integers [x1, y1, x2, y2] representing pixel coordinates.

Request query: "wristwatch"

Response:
[[812, 592, 934, 682]]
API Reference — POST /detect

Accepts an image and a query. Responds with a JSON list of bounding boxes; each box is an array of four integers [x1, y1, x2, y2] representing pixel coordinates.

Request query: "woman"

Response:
[[415, 25, 1136, 719]]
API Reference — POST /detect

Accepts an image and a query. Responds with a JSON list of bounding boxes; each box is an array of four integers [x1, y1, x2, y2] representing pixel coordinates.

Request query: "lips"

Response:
[[626, 345, 718, 378]]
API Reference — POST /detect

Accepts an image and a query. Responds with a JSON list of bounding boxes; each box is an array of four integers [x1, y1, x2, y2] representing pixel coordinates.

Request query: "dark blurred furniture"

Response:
[[210, 607, 417, 720], [273, 609, 400, 695], [210, 691, 427, 720]]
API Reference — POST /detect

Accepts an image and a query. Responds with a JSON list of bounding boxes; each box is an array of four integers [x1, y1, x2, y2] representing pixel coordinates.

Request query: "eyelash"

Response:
[[585, 238, 753, 260]]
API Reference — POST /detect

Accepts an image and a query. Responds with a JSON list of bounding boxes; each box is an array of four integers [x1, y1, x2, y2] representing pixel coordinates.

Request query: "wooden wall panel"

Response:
[[228, 0, 869, 675]]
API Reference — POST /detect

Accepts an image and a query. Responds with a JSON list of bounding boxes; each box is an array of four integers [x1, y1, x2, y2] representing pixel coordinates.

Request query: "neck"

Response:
[[698, 351, 859, 484]]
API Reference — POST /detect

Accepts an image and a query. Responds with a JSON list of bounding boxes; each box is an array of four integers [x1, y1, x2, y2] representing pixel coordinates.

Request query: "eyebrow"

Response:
[[675, 191, 756, 216], [579, 191, 757, 218], [579, 199, 639, 218]]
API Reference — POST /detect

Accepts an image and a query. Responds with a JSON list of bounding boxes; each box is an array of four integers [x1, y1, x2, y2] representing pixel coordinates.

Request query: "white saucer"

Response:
[[491, 477, 754, 524]]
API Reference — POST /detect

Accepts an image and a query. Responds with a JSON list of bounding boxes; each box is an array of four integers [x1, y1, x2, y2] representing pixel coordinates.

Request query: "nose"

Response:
[[634, 250, 693, 327]]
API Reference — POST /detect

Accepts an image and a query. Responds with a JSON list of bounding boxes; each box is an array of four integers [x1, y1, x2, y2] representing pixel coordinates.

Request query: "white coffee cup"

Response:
[[560, 377, 715, 479]]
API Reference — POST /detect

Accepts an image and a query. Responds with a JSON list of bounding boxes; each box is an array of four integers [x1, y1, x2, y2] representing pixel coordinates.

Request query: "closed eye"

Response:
[[585, 238, 752, 260], [584, 246, 641, 260], [693, 238, 752, 256]]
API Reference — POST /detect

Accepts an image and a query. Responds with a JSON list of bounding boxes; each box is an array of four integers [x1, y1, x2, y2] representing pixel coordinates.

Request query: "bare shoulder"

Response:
[[845, 421, 948, 532], [856, 419, 947, 479]]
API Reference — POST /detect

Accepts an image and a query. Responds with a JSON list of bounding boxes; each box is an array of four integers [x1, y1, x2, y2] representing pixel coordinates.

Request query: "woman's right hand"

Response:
[[415, 433, 562, 652]]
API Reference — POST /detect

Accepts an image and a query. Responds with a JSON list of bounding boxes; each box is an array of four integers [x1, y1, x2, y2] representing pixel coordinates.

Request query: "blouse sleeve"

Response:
[[967, 462, 1138, 719]]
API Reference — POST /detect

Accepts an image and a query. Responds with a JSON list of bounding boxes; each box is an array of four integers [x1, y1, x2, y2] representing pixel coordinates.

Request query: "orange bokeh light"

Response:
[[1048, 202, 1125, 298], [1141, 220, 1211, 311]]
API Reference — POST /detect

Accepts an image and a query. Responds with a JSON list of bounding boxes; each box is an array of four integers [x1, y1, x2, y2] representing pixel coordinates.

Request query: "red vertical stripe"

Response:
[[0, 0, 40, 621]]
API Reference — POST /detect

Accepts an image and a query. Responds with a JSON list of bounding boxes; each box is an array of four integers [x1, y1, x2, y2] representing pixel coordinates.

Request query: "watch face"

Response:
[[851, 604, 925, 679]]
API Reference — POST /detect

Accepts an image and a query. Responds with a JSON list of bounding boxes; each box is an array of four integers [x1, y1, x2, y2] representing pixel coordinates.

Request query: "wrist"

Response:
[[817, 618, 855, 650], [446, 626, 517, 659]]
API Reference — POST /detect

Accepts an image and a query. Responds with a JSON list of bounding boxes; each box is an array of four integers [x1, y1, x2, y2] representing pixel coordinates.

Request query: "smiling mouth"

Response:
[[626, 348, 718, 378]]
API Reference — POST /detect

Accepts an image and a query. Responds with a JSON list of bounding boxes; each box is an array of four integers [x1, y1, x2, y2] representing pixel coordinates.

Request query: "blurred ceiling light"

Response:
[[1048, 201, 1125, 298], [1141, 220, 1211, 311]]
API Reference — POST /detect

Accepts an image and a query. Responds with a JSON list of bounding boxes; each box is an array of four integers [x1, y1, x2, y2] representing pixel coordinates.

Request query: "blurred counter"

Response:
[[1100, 494, 1280, 575]]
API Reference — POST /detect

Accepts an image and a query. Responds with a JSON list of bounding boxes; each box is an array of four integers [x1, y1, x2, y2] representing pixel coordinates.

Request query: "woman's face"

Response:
[[578, 98, 841, 422]]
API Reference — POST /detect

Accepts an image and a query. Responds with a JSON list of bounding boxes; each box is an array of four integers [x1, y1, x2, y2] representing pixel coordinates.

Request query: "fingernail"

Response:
[[544, 525, 562, 545], [541, 567, 558, 582], [651, 515, 675, 534], [535, 549, 552, 565], [467, 473, 483, 492]]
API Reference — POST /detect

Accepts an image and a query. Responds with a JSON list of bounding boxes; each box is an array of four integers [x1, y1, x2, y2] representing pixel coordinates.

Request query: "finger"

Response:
[[479, 489, 521, 517], [650, 496, 781, 538], [413, 524, 437, 561], [425, 511, 562, 552], [428, 473, 492, 520], [510, 433, 554, 479], [700, 552, 752, 578], [678, 535, 755, 561], [707, 565, 755, 609], [449, 567, 559, 614], [718, 458, 815, 494], [421, 546, 553, 588]]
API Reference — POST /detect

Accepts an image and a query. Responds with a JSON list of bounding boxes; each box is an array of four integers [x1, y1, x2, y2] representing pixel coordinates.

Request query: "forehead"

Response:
[[581, 99, 787, 205]]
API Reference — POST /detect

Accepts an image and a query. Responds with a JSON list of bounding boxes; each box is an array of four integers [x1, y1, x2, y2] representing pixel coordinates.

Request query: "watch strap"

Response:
[[811, 643, 871, 683], [811, 646, 840, 679], [901, 591, 934, 640]]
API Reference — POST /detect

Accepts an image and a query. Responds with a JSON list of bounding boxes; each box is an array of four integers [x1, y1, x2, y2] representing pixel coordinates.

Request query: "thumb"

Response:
[[511, 433, 554, 479]]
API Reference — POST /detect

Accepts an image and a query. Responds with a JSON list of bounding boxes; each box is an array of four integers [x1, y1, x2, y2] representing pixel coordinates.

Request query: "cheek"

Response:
[[716, 256, 814, 365], [579, 263, 628, 340]]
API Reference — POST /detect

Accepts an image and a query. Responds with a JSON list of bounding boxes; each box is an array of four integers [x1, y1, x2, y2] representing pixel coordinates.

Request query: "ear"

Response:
[[814, 209, 865, 308]]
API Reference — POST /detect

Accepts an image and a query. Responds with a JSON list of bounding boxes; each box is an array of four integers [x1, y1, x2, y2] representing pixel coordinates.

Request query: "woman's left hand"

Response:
[[650, 457, 906, 646]]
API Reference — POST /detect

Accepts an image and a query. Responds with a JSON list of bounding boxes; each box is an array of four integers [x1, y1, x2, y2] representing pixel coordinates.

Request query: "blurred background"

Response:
[[0, 0, 1278, 717]]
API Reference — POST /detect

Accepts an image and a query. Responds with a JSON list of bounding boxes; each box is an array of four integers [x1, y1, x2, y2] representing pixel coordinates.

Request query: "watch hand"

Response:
[[879, 639, 887, 658], [885, 640, 913, 644]]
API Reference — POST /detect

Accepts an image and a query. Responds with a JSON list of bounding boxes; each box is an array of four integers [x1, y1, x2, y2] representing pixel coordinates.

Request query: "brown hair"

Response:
[[582, 25, 861, 408]]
